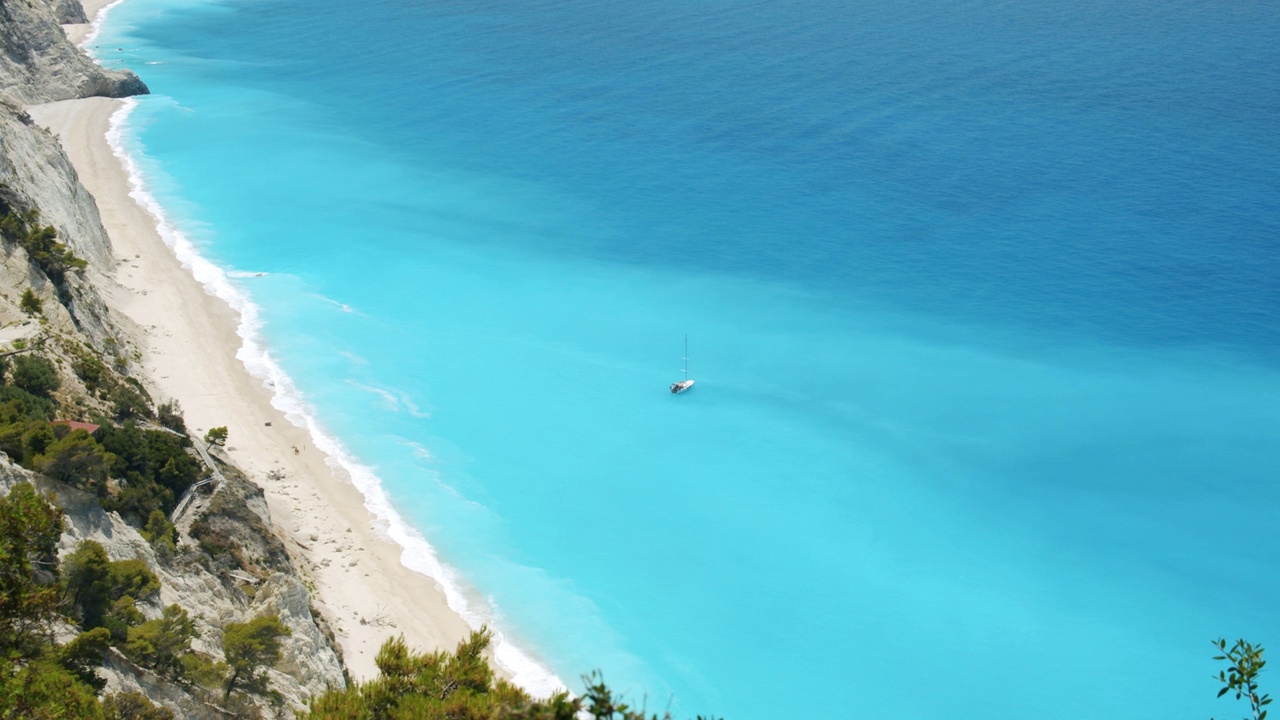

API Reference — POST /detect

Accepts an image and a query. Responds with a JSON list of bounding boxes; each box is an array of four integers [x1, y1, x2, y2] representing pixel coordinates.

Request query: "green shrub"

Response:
[[123, 604, 196, 680], [33, 430, 113, 494], [102, 596, 143, 643], [141, 509, 177, 555], [179, 653, 227, 690], [106, 559, 160, 602], [10, 355, 59, 398], [60, 540, 160, 631], [204, 426, 228, 447], [0, 385, 56, 423], [0, 424, 24, 462], [102, 692, 174, 720], [70, 350, 106, 393], [21, 421, 55, 460], [156, 400, 186, 434], [57, 627, 111, 691], [221, 614, 290, 700], [0, 209, 88, 285], [109, 384, 152, 422], [61, 541, 112, 629], [19, 289, 41, 316]]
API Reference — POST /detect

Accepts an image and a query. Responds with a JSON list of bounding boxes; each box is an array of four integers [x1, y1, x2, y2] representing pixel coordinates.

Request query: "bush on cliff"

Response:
[[109, 381, 154, 422], [156, 399, 186, 434], [124, 604, 197, 680], [141, 508, 178, 554], [34, 429, 114, 495], [69, 344, 108, 393], [0, 384, 55, 423], [0, 483, 178, 719], [60, 539, 160, 631], [20, 288, 42, 316], [9, 354, 60, 398], [0, 208, 88, 286], [102, 692, 175, 720], [0, 482, 63, 657], [98, 421, 202, 521], [222, 613, 291, 700]]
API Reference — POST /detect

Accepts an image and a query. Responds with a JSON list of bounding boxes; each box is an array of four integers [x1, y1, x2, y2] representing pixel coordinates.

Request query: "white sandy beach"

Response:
[[28, 93, 476, 682]]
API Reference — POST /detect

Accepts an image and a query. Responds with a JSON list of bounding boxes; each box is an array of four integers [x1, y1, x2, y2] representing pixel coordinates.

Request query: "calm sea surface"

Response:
[[93, 0, 1280, 716]]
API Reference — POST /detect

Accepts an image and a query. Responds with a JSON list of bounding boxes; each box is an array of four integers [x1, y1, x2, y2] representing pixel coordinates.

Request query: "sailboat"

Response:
[[670, 335, 695, 394]]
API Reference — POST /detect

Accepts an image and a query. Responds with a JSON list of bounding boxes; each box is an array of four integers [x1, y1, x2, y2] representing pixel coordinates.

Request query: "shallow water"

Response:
[[92, 0, 1280, 716]]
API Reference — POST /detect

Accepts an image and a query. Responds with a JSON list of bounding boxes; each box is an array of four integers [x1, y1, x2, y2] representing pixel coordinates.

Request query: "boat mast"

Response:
[[683, 335, 689, 380]]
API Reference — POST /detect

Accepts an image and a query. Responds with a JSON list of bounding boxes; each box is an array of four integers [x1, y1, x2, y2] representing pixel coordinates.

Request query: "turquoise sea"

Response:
[[90, 0, 1279, 717]]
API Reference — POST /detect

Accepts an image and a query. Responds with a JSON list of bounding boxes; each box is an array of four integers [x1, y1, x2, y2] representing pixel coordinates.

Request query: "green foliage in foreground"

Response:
[[0, 482, 63, 658], [299, 629, 722, 720], [1214, 637, 1272, 720], [0, 482, 172, 720]]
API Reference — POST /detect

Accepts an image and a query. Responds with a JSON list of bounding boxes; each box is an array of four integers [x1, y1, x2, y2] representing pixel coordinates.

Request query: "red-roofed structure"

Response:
[[53, 420, 101, 434]]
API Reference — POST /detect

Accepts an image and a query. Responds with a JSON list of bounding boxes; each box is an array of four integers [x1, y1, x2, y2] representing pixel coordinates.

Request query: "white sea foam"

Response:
[[401, 439, 432, 462], [336, 350, 368, 366], [347, 381, 400, 411], [226, 269, 269, 278], [81, 0, 128, 49], [312, 294, 355, 313], [105, 99, 567, 699], [347, 381, 431, 419]]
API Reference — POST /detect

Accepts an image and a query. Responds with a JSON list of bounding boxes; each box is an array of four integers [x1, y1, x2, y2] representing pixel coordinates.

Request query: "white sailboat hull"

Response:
[[670, 379, 695, 394]]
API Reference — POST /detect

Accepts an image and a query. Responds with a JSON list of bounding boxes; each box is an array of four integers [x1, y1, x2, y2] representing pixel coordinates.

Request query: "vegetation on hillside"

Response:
[[300, 629, 722, 720], [0, 482, 173, 719], [0, 481, 315, 718], [0, 339, 204, 530], [0, 207, 87, 286]]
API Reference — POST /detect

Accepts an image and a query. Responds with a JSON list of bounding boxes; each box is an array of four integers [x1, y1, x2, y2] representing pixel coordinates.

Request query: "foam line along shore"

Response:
[[27, 0, 566, 695]]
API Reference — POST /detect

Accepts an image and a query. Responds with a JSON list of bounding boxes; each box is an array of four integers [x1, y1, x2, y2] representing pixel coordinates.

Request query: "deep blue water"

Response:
[[92, 0, 1280, 717]]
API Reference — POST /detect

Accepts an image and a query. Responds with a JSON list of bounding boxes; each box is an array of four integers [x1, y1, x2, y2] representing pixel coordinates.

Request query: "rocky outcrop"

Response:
[[0, 456, 347, 716], [0, 104, 114, 265], [52, 0, 88, 25], [0, 0, 147, 106], [0, 103, 122, 345]]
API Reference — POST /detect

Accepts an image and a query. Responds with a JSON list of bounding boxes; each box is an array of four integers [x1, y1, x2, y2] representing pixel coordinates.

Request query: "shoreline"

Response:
[[29, 93, 478, 685], [30, 1, 565, 695]]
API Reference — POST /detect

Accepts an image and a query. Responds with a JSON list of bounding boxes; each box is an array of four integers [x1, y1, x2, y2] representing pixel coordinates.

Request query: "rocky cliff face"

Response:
[[0, 0, 147, 105], [0, 0, 143, 347], [52, 0, 88, 24], [1, 455, 347, 717], [0, 103, 122, 347]]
